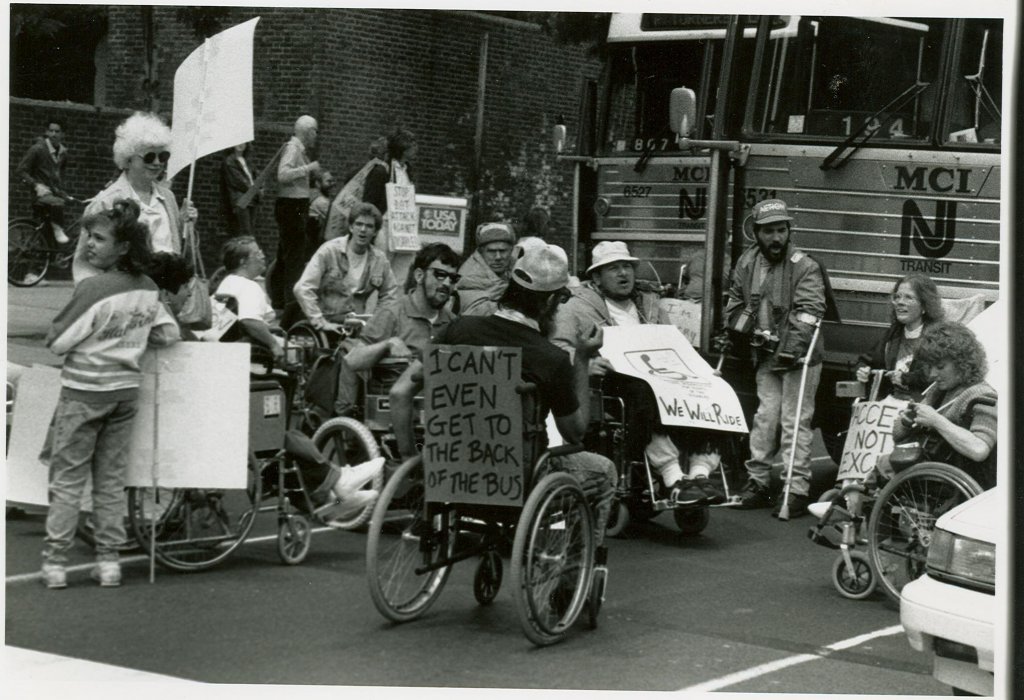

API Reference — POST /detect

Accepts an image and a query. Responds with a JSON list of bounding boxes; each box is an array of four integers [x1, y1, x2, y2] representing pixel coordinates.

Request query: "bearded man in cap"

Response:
[[456, 221, 516, 315], [552, 241, 726, 507], [389, 243, 617, 567], [721, 198, 828, 518]]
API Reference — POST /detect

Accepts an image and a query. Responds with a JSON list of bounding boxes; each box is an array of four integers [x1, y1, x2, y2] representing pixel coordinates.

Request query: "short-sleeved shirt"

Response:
[[216, 274, 276, 324], [434, 316, 578, 418], [356, 294, 454, 359]]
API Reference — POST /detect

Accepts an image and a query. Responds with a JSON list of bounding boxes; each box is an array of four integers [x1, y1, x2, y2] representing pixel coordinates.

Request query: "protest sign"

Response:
[[386, 183, 420, 252], [6, 343, 251, 507], [658, 297, 702, 347], [836, 397, 908, 480], [422, 344, 524, 506], [600, 325, 748, 433]]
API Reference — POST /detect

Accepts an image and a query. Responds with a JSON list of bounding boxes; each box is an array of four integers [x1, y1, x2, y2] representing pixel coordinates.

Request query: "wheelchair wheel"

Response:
[[8, 220, 50, 287], [512, 472, 595, 647], [312, 417, 382, 529], [673, 505, 710, 535], [277, 514, 312, 565], [473, 550, 503, 605], [586, 565, 607, 630], [605, 500, 630, 539], [867, 462, 982, 603], [831, 550, 876, 600], [366, 456, 457, 622], [128, 456, 260, 572]]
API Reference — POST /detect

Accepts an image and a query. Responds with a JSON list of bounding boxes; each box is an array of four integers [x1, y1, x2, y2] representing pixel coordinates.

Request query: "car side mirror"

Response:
[[669, 87, 697, 138]]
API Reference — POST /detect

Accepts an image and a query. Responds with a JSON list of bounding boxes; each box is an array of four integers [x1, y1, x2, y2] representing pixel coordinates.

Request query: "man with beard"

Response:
[[334, 243, 459, 417], [456, 221, 515, 315], [552, 241, 725, 506], [388, 244, 616, 567], [293, 202, 398, 333], [723, 199, 827, 518]]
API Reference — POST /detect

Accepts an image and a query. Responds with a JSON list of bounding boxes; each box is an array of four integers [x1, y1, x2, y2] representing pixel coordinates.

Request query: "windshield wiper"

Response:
[[820, 80, 931, 170]]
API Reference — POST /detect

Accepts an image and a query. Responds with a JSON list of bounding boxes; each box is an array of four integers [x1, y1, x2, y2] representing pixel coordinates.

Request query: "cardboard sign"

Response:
[[836, 397, 908, 480], [6, 343, 251, 507], [416, 194, 468, 254], [385, 182, 420, 252], [658, 297, 702, 347], [422, 344, 523, 506], [600, 325, 748, 433]]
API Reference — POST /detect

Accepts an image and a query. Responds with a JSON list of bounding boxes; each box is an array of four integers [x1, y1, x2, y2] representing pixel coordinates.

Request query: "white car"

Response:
[[900, 487, 998, 696]]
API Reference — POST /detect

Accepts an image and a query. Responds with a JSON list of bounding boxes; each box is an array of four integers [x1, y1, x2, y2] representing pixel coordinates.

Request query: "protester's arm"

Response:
[[913, 403, 994, 463], [240, 319, 284, 361], [363, 164, 388, 214], [276, 140, 317, 185], [554, 327, 603, 444], [293, 248, 327, 325], [389, 360, 425, 459], [345, 336, 411, 371]]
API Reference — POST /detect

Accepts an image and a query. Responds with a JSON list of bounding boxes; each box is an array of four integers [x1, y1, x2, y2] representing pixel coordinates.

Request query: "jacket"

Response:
[[456, 250, 508, 316], [17, 137, 68, 195], [550, 281, 667, 356], [221, 152, 259, 210], [293, 235, 399, 324], [725, 244, 826, 370], [73, 173, 184, 284], [856, 319, 937, 399]]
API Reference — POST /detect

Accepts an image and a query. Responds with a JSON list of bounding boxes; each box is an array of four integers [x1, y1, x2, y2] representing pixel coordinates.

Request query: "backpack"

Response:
[[323, 157, 386, 241]]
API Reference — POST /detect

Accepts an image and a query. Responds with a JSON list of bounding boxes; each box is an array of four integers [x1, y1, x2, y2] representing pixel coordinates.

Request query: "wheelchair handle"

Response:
[[515, 382, 537, 396]]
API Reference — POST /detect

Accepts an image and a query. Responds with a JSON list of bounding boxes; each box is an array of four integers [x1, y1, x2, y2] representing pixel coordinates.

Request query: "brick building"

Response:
[[9, 7, 600, 271]]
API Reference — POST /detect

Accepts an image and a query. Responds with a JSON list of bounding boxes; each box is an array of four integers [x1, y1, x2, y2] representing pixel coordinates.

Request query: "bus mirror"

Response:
[[669, 87, 697, 137], [553, 114, 567, 154]]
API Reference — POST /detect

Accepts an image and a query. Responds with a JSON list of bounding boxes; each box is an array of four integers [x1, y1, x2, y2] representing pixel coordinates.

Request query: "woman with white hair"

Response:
[[73, 111, 198, 283]]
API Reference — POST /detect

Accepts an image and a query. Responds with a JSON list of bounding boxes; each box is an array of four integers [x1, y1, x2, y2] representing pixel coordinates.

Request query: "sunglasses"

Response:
[[429, 268, 461, 284], [140, 151, 171, 165]]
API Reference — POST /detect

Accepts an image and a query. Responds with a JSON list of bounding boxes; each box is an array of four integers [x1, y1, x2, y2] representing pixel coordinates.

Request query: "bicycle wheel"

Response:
[[867, 462, 982, 603], [512, 472, 595, 646], [366, 456, 456, 622], [312, 417, 382, 529], [8, 220, 50, 287], [128, 456, 261, 572]]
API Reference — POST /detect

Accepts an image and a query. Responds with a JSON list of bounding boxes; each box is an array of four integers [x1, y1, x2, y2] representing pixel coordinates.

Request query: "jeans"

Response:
[[548, 451, 617, 547], [43, 393, 138, 564], [745, 362, 821, 497]]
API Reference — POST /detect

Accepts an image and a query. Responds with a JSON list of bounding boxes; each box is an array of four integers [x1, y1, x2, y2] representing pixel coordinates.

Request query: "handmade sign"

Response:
[[6, 343, 251, 507], [599, 325, 748, 433], [385, 183, 420, 252], [422, 344, 523, 506], [836, 396, 908, 480], [658, 297, 702, 347]]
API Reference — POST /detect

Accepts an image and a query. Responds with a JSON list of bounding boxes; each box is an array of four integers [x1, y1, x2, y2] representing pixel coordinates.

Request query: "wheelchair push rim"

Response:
[[311, 416, 383, 530]]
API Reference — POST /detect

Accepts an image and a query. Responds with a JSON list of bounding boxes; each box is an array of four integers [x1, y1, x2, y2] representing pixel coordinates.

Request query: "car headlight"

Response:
[[926, 528, 995, 593]]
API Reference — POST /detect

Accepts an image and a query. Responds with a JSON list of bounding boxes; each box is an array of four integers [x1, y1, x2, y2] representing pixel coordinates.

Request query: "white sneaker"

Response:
[[91, 560, 122, 587], [808, 501, 832, 519], [41, 563, 67, 589], [323, 490, 379, 527], [335, 457, 385, 497], [52, 225, 69, 245]]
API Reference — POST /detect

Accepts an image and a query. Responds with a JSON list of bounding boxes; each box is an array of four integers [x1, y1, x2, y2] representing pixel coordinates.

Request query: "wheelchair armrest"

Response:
[[547, 443, 585, 458], [515, 382, 537, 396]]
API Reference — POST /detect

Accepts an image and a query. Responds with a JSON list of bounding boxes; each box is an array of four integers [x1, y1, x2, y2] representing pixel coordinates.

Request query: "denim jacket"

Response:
[[293, 236, 398, 323]]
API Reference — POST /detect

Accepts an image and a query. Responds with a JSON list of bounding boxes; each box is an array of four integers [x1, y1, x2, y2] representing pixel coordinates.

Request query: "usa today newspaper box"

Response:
[[416, 194, 468, 255], [422, 344, 524, 506]]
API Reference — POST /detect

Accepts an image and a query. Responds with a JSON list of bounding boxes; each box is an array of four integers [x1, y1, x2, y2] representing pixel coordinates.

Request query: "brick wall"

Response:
[[9, 8, 600, 273]]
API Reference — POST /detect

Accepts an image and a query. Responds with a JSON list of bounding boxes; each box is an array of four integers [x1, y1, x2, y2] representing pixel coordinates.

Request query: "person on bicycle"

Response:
[[17, 118, 70, 244], [292, 202, 398, 335], [552, 240, 725, 506], [387, 244, 617, 560], [332, 243, 459, 417]]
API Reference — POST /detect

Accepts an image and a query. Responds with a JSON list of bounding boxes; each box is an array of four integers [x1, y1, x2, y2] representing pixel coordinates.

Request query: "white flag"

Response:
[[166, 17, 260, 181]]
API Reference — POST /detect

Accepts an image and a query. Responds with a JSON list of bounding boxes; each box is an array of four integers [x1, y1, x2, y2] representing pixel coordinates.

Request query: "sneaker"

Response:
[[322, 490, 379, 527], [772, 493, 811, 519], [335, 457, 385, 497], [41, 563, 67, 589], [735, 480, 773, 509], [692, 475, 726, 505], [669, 478, 707, 506], [91, 560, 122, 587], [807, 500, 832, 520]]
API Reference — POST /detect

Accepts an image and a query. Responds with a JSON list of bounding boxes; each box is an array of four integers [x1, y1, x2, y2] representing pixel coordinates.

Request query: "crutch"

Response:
[[711, 352, 740, 504], [777, 317, 822, 521]]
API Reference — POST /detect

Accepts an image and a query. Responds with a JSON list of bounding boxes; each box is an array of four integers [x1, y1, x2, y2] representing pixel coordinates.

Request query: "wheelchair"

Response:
[[365, 350, 605, 646], [808, 371, 990, 602]]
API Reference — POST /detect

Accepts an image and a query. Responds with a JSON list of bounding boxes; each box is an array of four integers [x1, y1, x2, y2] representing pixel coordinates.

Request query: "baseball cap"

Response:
[[476, 222, 515, 248], [511, 244, 570, 292], [585, 240, 638, 275], [751, 199, 793, 225]]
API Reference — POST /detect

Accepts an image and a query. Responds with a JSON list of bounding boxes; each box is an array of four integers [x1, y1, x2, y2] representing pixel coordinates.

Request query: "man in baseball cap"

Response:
[[456, 221, 517, 315], [552, 241, 726, 507]]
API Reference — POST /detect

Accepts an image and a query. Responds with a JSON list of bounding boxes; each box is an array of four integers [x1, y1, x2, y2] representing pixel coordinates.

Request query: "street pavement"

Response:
[[5, 282, 954, 695]]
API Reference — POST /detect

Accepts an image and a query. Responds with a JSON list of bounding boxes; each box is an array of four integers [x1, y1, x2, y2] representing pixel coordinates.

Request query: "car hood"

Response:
[[936, 487, 1000, 544]]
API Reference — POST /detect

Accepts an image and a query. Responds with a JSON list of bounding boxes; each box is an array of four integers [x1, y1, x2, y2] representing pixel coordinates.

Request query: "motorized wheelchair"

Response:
[[364, 345, 607, 646], [808, 371, 991, 602]]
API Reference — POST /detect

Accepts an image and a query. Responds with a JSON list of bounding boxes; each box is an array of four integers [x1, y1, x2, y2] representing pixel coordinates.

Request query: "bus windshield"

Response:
[[602, 40, 722, 154], [945, 18, 1002, 145], [746, 16, 945, 141]]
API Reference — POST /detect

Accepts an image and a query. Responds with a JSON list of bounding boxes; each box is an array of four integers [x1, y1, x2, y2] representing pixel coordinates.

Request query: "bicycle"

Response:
[[8, 195, 89, 287]]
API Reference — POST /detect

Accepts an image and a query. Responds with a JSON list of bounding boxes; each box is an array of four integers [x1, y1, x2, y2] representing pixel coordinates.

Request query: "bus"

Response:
[[560, 14, 1004, 456]]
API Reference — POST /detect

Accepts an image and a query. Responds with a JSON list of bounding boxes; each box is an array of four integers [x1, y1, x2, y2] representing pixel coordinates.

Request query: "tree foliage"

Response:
[[527, 12, 611, 55]]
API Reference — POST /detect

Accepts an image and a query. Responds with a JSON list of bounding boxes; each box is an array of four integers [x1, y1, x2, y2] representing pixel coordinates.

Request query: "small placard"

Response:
[[386, 182, 420, 252], [836, 397, 908, 480], [422, 344, 523, 506]]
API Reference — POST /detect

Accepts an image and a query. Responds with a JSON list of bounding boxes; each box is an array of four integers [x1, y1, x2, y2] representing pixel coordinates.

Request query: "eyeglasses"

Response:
[[140, 151, 171, 165], [429, 268, 461, 284]]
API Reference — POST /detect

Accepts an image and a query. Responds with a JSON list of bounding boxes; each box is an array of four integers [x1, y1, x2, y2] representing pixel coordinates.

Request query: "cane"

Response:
[[777, 317, 822, 521]]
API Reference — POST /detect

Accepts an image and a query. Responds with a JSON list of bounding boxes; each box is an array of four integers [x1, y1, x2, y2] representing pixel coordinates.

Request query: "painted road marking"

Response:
[[677, 625, 905, 693]]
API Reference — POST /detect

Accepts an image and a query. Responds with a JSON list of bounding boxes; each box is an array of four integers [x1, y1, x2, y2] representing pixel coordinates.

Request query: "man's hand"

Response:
[[589, 356, 615, 377], [315, 319, 343, 334], [34, 183, 52, 198], [712, 331, 732, 354], [855, 365, 871, 383], [308, 161, 321, 176], [182, 199, 199, 223], [574, 324, 603, 360], [386, 337, 412, 358]]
